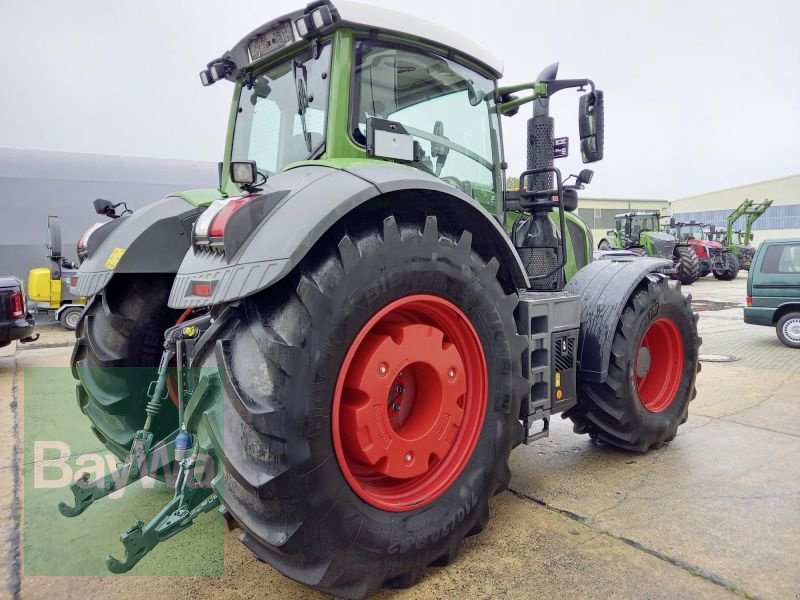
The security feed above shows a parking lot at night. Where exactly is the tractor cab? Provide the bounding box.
[614,211,661,245]
[668,221,704,243]
[196,0,604,289]
[201,1,510,213]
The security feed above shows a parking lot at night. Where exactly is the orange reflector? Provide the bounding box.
[556,389,563,400]
[191,282,213,297]
[746,296,752,307]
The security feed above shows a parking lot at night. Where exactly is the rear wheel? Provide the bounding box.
[58,305,83,331]
[195,215,526,598]
[599,239,612,250]
[70,275,180,458]
[776,312,800,349]
[674,246,699,285]
[712,252,739,280]
[569,275,700,451]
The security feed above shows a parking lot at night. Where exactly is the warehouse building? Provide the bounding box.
[0,148,217,283]
[671,174,800,244]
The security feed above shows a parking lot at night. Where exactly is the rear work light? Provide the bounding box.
[9,291,25,319]
[193,195,256,251]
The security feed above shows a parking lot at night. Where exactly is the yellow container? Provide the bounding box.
[27,268,52,303]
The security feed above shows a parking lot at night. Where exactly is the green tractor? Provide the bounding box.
[598,211,700,285]
[65,3,700,597]
[705,198,773,270]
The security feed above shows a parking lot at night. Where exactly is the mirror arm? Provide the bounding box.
[496,82,547,115]
[542,78,595,96]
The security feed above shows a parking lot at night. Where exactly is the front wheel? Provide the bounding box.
[201,215,527,598]
[712,252,739,280]
[674,246,699,285]
[776,312,800,349]
[569,275,700,451]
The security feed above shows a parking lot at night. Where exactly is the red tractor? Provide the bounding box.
[667,221,739,280]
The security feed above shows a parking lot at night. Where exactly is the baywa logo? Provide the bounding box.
[23,367,224,577]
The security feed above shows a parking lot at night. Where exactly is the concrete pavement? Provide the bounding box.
[2,274,798,599]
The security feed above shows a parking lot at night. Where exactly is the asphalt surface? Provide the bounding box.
[2,274,798,599]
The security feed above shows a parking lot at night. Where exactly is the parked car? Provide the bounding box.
[744,237,800,348]
[0,276,37,348]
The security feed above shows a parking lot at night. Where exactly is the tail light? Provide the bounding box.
[193,196,256,250]
[8,291,25,319]
[77,222,104,260]
[746,296,752,307]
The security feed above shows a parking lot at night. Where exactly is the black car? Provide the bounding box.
[0,276,36,348]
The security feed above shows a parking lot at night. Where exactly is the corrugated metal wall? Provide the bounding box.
[671,174,800,243]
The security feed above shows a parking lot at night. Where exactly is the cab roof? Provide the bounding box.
[218,0,503,80]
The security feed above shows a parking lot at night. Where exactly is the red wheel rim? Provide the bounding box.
[332,295,487,512]
[634,317,684,412]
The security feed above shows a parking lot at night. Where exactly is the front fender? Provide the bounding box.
[169,163,529,308]
[73,195,204,297]
[565,257,673,383]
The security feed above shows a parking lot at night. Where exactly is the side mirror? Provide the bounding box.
[230,161,258,185]
[669,217,676,227]
[94,198,117,218]
[577,169,594,185]
[578,90,604,163]
[751,233,754,241]
[431,121,449,160]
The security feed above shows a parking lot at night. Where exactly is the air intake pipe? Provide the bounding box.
[527,62,558,192]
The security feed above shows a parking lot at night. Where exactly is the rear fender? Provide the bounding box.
[73,196,204,297]
[169,164,529,308]
[565,257,673,383]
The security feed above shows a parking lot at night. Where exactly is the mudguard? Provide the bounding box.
[565,257,672,383]
[73,196,204,297]
[169,163,530,308]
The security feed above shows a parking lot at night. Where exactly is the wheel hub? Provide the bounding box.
[332,295,487,511]
[340,322,467,479]
[784,318,800,343]
[634,317,685,413]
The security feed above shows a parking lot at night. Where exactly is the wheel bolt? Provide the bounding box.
[395,385,404,393]
[392,403,401,412]
[448,368,456,379]
[404,453,413,463]
[378,363,387,375]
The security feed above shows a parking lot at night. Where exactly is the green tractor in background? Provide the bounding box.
[598,211,700,285]
[705,198,773,270]
[63,2,701,597]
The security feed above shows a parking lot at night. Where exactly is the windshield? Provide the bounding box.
[351,41,500,210]
[232,44,332,177]
[624,215,659,241]
[676,224,703,242]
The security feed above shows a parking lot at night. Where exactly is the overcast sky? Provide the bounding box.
[1,0,798,199]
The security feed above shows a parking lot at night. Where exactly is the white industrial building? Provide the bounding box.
[671,174,800,244]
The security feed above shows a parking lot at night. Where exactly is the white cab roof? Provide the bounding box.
[335,1,504,76]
